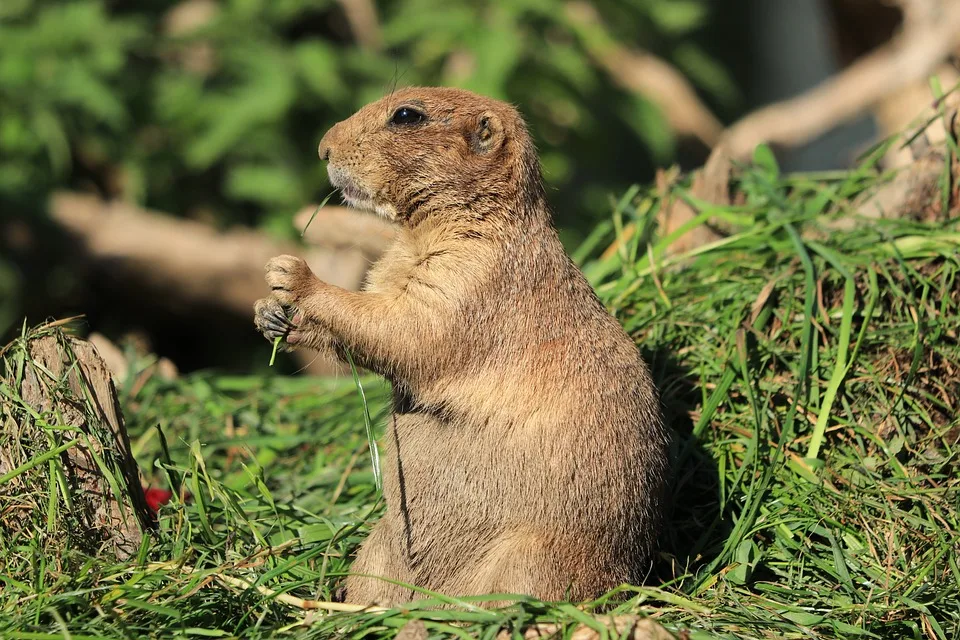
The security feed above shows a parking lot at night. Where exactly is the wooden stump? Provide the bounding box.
[0,329,154,561]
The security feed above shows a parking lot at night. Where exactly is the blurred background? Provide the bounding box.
[1,0,957,374]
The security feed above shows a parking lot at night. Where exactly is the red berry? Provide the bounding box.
[144,487,173,514]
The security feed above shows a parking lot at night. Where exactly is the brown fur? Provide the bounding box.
[253,87,669,606]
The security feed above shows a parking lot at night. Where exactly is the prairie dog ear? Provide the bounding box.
[469,111,504,154]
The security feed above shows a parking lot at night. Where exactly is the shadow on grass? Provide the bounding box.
[640,345,731,587]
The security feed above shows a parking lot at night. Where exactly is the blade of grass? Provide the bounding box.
[343,348,382,492]
[300,191,337,237]
[806,276,856,461]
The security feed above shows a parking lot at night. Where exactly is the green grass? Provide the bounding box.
[1,144,959,639]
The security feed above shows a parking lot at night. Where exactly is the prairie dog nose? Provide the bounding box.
[318,136,332,162]
[318,122,343,162]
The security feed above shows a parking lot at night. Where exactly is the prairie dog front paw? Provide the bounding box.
[264,254,319,307]
[253,295,341,356]
[253,297,300,350]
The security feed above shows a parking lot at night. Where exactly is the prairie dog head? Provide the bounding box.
[317,87,543,224]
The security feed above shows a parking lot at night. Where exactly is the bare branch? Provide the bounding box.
[336,0,383,51]
[564,1,724,147]
[718,0,960,160]
[50,193,373,316]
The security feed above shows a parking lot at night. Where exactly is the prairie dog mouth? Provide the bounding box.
[328,166,373,209]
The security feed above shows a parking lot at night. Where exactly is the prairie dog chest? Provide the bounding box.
[363,229,496,299]
[362,241,426,295]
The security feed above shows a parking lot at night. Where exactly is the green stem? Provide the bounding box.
[269,336,282,367]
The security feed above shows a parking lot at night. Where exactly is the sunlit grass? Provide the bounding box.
[1,145,958,638]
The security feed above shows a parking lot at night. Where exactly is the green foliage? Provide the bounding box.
[0,0,733,234]
[0,1,144,198]
[1,154,959,638]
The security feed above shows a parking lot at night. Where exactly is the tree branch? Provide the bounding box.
[717,0,960,160]
[563,1,724,147]
[336,0,383,51]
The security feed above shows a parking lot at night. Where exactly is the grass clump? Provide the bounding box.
[0,146,958,639]
[1,321,153,580]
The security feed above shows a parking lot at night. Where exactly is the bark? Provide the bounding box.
[0,332,154,560]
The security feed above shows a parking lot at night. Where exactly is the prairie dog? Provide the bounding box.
[254,87,669,606]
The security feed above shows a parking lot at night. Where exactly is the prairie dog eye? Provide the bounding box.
[390,107,426,126]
